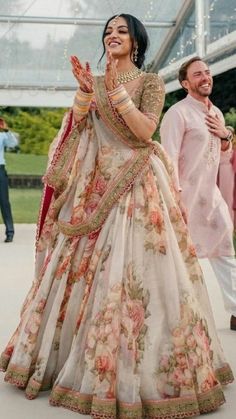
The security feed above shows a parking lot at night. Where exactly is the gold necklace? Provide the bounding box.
[117,67,144,84]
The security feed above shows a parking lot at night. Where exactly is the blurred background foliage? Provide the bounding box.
[0,107,67,155]
[0,69,235,155]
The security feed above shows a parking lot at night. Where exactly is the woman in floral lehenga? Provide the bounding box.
[0,13,234,419]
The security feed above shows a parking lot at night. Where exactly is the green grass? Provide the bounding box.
[0,153,46,223]
[7,189,42,223]
[5,152,47,175]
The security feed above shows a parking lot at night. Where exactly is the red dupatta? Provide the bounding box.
[36,110,74,240]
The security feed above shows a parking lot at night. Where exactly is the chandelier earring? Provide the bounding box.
[133,45,138,62]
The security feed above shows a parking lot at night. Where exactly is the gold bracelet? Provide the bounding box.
[73,88,94,116]
[117,99,135,115]
[108,85,135,116]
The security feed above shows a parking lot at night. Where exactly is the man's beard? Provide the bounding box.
[193,84,212,97]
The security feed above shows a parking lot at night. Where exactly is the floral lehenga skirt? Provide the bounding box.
[0,153,234,419]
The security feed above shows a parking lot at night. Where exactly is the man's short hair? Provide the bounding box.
[178,56,208,85]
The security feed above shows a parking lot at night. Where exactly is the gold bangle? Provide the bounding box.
[73,88,94,117]
[75,88,94,100]
[108,84,135,115]
[118,100,135,115]
[73,103,90,116]
[108,84,127,102]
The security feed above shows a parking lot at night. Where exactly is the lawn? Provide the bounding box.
[8,189,42,223]
[0,153,46,223]
[5,152,47,175]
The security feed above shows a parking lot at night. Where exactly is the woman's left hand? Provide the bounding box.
[70,55,94,93]
[205,113,229,139]
[105,51,119,91]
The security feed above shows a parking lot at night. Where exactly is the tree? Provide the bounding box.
[1,108,66,155]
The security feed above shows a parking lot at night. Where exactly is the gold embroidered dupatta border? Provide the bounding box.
[36,111,76,242]
[57,77,153,237]
[94,77,175,198]
[43,115,81,194]
[94,75,150,149]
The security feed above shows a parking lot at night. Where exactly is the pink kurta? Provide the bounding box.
[218,148,234,222]
[160,94,234,258]
[230,149,236,228]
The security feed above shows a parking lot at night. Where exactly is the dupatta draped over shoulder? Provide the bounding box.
[0,73,234,419]
[37,73,171,242]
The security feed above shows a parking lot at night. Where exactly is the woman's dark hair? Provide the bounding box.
[98,14,149,69]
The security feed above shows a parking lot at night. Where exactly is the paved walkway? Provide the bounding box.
[0,224,235,418]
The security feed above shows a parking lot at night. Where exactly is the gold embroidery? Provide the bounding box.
[0,353,10,371]
[43,126,81,194]
[50,386,92,414]
[49,381,227,418]
[94,74,164,149]
[1,358,232,416]
[4,363,30,388]
[25,377,42,399]
[57,147,152,237]
[140,73,165,125]
[215,363,234,385]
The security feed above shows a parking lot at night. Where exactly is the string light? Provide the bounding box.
[166,0,236,66]
[144,0,154,21]
[55,1,80,84]
[0,0,235,102]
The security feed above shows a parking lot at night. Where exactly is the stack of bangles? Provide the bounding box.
[108,85,135,116]
[73,88,94,117]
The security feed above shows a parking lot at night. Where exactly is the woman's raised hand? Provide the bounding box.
[70,56,94,93]
[105,51,119,91]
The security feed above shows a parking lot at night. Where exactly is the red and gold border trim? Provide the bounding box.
[57,147,151,237]
[49,382,226,419]
[0,359,233,417]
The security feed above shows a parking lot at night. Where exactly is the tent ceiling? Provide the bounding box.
[0,0,183,88]
[0,0,235,106]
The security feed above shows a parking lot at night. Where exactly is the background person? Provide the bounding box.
[160,57,236,332]
[0,117,18,242]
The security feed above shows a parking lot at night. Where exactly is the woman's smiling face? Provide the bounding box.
[103,16,133,59]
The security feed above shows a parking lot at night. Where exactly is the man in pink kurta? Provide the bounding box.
[160,57,236,330]
[218,146,234,222]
